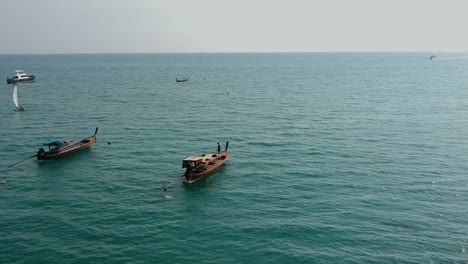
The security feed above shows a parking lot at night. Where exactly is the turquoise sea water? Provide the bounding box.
[1,53,468,263]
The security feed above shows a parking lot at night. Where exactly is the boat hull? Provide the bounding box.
[184,150,229,183]
[37,128,98,161]
[7,75,35,84]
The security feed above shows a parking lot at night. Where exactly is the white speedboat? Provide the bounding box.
[7,70,35,84]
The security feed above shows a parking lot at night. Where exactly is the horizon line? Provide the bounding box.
[1,50,467,56]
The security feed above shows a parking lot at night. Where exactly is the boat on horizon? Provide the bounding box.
[182,141,229,183]
[7,70,35,84]
[37,128,99,161]
[13,86,25,111]
[176,77,189,83]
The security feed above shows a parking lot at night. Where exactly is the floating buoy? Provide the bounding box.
[108,141,112,145]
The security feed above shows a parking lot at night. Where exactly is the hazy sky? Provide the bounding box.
[1,0,467,54]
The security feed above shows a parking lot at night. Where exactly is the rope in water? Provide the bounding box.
[163,175,184,191]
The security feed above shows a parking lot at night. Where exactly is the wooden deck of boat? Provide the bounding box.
[185,150,228,182]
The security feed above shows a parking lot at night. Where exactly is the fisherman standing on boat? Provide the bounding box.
[217,142,221,153]
[37,148,45,160]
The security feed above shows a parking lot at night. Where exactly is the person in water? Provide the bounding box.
[217,142,221,153]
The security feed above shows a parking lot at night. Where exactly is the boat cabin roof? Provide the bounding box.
[183,157,204,162]
[183,153,220,162]
[41,139,64,147]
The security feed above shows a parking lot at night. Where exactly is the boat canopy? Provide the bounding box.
[41,139,64,147]
[183,157,204,162]
[182,156,204,168]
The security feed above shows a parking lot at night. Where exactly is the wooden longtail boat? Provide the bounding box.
[182,141,229,183]
[176,77,189,82]
[36,128,99,161]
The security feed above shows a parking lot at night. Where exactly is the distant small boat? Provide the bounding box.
[182,142,229,183]
[13,86,25,111]
[7,70,35,84]
[176,77,189,83]
[37,128,99,161]
[429,55,436,60]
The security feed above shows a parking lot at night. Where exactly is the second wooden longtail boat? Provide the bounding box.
[182,141,229,183]
[37,127,99,161]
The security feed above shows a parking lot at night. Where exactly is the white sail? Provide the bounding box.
[13,85,19,108]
